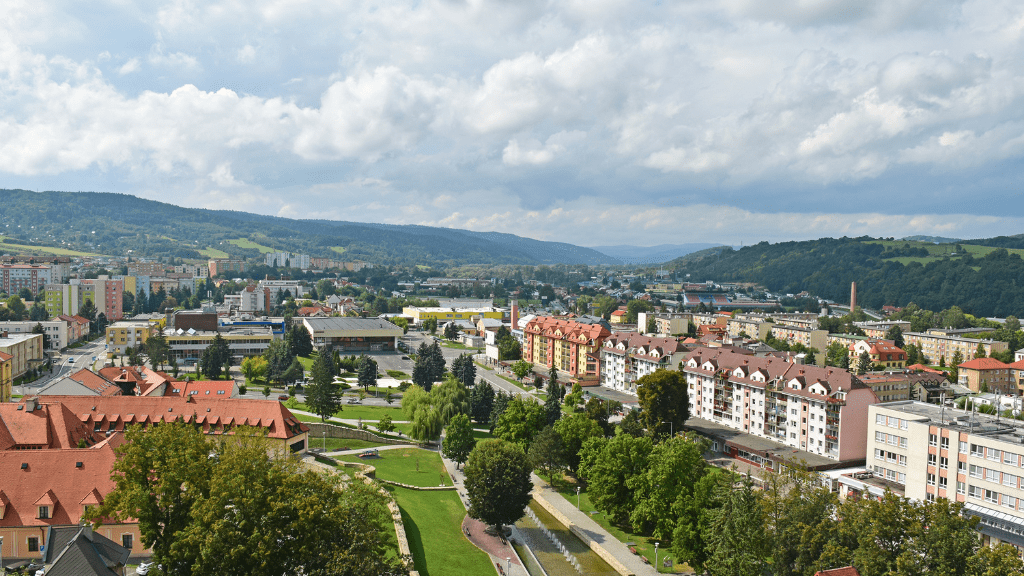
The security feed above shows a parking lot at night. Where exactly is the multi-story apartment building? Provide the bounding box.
[524,316,611,383]
[857,372,916,403]
[869,401,1024,549]
[854,320,912,340]
[0,321,72,351]
[258,279,307,305]
[128,261,169,276]
[172,263,210,277]
[640,312,694,336]
[904,329,1008,364]
[0,352,11,402]
[683,348,877,464]
[0,264,57,295]
[105,321,153,356]
[770,325,828,353]
[44,282,95,317]
[726,316,774,340]
[208,258,247,278]
[0,333,44,377]
[849,340,906,369]
[265,252,311,269]
[82,276,124,321]
[958,357,1015,394]
[599,332,689,394]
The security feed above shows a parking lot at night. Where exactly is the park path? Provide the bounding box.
[530,474,661,576]
[442,455,530,576]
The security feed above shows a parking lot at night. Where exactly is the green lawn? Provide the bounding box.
[386,369,410,379]
[441,341,483,352]
[0,237,101,257]
[555,481,693,573]
[199,246,229,258]
[866,239,1024,266]
[227,237,276,253]
[312,437,388,451]
[390,487,494,576]
[473,361,493,371]
[339,447,451,487]
[331,246,347,255]
[298,356,315,371]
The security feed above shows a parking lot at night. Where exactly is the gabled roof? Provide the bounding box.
[0,351,11,362]
[0,440,120,528]
[815,568,861,576]
[0,401,100,450]
[69,369,121,395]
[164,380,236,398]
[958,357,1009,370]
[44,526,130,576]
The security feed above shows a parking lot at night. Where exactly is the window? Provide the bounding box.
[1005,473,1018,489]
[957,481,966,495]
[971,444,983,457]
[929,433,938,447]
[987,469,1001,483]
[1005,494,1018,509]
[876,414,885,425]
[38,506,49,519]
[899,437,907,449]
[960,441,968,454]
[940,456,949,470]
[28,537,39,552]
[1006,452,1017,466]
[928,454,937,466]
[876,431,886,443]
[985,489,999,504]
[939,476,948,489]
[988,448,1002,462]
[969,485,982,499]
[927,473,936,486]
[959,460,967,472]
[970,465,982,478]
[941,437,949,450]
[122,534,133,549]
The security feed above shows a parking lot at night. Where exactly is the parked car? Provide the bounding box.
[277,395,289,401]
[347,398,361,404]
[136,561,156,575]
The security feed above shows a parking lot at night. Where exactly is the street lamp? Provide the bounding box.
[576,486,581,509]
[506,557,511,572]
[655,541,659,569]
[662,421,673,437]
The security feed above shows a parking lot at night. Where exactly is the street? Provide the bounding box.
[12,337,108,396]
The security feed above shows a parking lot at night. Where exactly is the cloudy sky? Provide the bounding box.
[3,0,1024,247]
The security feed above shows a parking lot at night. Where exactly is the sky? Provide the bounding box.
[2,0,1024,247]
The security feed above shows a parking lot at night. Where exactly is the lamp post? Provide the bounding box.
[576,486,581,509]
[655,541,659,569]
[662,420,673,437]
[506,557,511,572]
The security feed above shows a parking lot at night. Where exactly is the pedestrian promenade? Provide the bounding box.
[530,475,660,576]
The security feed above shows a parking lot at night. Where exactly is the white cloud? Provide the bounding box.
[1,0,1024,245]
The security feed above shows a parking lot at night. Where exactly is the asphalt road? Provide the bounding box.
[13,338,108,396]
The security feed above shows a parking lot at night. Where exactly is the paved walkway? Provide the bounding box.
[325,444,417,456]
[442,456,529,576]
[531,475,660,576]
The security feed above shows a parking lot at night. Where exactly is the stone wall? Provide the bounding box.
[305,422,413,446]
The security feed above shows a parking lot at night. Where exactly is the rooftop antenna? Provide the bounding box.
[940,392,945,425]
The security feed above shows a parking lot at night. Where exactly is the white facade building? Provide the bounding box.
[599,332,688,394]
[869,401,1024,550]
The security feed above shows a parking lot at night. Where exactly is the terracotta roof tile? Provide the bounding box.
[815,568,861,576]
[958,357,1009,370]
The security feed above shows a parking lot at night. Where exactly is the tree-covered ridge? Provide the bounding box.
[0,190,619,266]
[665,236,1024,317]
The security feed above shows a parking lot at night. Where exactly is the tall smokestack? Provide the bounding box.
[850,282,857,312]
[511,299,519,330]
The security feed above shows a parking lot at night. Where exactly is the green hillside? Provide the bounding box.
[0,190,621,267]
[661,236,1024,317]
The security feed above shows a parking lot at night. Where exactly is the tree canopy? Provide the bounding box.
[464,439,533,530]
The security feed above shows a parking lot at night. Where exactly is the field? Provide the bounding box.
[331,246,346,255]
[0,237,101,257]
[199,246,229,258]
[339,447,450,486]
[227,237,276,253]
[864,239,1024,266]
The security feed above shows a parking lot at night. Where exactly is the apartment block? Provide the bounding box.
[904,330,1008,364]
[0,333,44,377]
[726,316,774,340]
[599,332,689,394]
[208,258,247,278]
[644,312,693,336]
[105,321,153,356]
[869,401,1024,549]
[770,325,828,352]
[524,316,611,383]
[0,264,56,295]
[127,261,169,276]
[82,276,124,321]
[265,252,311,269]
[854,320,912,340]
[958,357,1015,394]
[683,347,877,464]
[0,321,72,351]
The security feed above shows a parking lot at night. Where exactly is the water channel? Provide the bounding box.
[512,500,619,576]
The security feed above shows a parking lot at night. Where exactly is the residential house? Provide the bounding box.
[600,332,689,394]
[959,358,1014,394]
[524,316,612,384]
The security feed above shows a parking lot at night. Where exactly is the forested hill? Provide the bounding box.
[662,236,1024,317]
[0,190,620,266]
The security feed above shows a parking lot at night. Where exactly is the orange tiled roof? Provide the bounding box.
[0,437,122,528]
[27,396,308,440]
[0,351,11,362]
[958,357,1009,370]
[69,369,122,396]
[164,380,235,398]
[815,568,861,576]
[0,401,102,450]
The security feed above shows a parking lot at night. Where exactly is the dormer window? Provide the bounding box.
[38,506,49,519]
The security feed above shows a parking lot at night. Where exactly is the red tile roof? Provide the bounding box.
[958,357,1009,371]
[0,437,121,528]
[69,369,122,396]
[0,401,101,450]
[163,380,235,398]
[28,396,308,440]
[907,363,945,374]
[0,351,11,362]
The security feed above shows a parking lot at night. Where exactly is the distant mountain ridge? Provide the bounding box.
[0,190,620,266]
[590,243,722,264]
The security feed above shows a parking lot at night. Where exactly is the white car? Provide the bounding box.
[136,561,156,575]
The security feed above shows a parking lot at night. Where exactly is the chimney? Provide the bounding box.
[1,330,7,338]
[25,397,37,412]
[511,299,519,330]
[850,281,857,312]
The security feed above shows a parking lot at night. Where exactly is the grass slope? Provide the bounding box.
[0,237,101,257]
[227,237,276,253]
[392,487,494,576]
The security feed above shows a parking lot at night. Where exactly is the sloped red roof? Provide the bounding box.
[29,396,308,440]
[958,357,1009,371]
[0,351,11,362]
[0,439,120,528]
[0,401,101,450]
[69,369,122,396]
[164,380,235,398]
[815,568,861,576]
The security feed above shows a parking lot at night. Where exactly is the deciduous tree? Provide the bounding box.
[635,369,690,439]
[442,413,476,468]
[464,439,533,531]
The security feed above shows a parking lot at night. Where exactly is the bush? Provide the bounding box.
[287,386,296,397]
[239,385,247,395]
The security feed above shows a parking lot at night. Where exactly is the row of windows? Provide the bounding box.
[876,414,910,430]
[967,485,1021,510]
[872,465,906,484]
[875,431,908,448]
[874,449,907,466]
[968,464,1022,489]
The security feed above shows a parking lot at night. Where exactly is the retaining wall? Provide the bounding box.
[531,489,635,576]
[306,422,414,446]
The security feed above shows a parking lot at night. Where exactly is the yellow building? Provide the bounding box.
[105,321,153,357]
[0,334,43,378]
[0,352,11,402]
[402,306,503,324]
